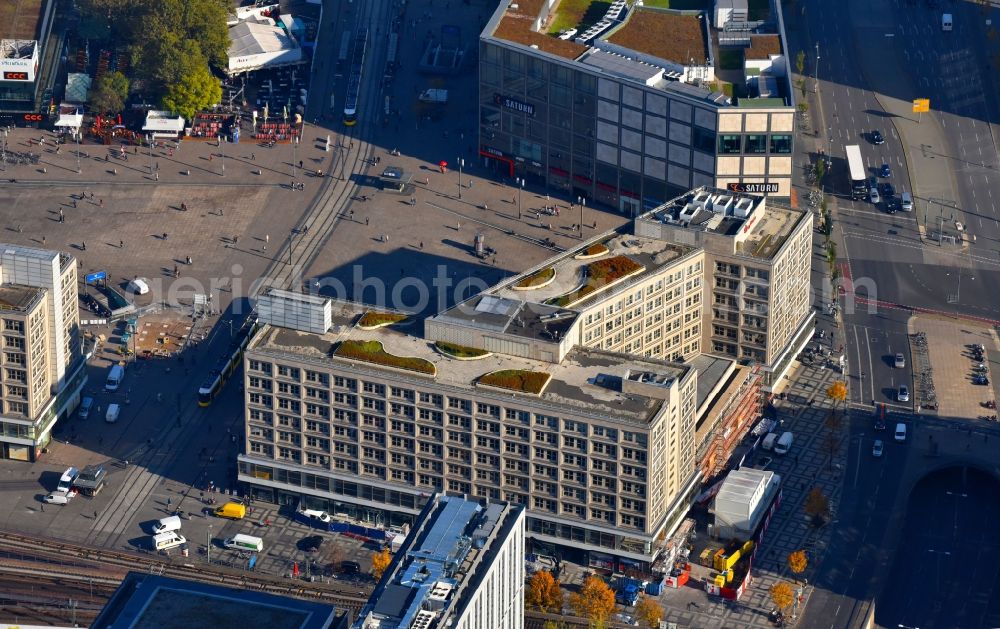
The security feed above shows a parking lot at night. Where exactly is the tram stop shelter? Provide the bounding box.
[379,166,413,194]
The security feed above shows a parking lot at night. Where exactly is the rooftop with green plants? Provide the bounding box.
[478,369,552,394]
[334,340,435,375]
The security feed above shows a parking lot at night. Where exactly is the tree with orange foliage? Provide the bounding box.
[569,575,616,628]
[371,548,392,581]
[634,595,664,628]
[787,550,808,580]
[525,570,563,613]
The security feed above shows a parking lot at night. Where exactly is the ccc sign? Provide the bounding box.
[21,114,45,122]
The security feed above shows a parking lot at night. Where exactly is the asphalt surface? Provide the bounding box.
[879,466,1000,628]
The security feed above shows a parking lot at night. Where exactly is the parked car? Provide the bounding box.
[879,163,892,177]
[870,187,881,205]
[898,385,910,402]
[872,439,884,457]
[298,535,325,552]
[871,129,885,145]
[894,353,906,368]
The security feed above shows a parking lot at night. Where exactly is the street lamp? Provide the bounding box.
[147,133,153,176]
[75,130,81,174]
[220,136,225,177]
[516,177,524,220]
[292,136,298,179]
[207,524,213,563]
[577,196,586,236]
[457,157,465,199]
[815,43,820,94]
[288,229,296,265]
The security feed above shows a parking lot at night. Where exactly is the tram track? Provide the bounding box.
[0,530,369,613]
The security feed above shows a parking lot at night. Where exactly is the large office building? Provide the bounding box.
[0,244,84,461]
[238,187,811,570]
[635,186,813,384]
[0,0,59,122]
[479,0,796,212]
[354,495,525,629]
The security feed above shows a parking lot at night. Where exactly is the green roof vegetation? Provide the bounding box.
[641,0,708,8]
[335,340,435,375]
[547,255,644,307]
[581,243,609,257]
[358,311,408,328]
[435,341,490,359]
[478,370,552,394]
[514,267,556,289]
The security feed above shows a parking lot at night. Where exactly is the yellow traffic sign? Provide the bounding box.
[912,98,930,113]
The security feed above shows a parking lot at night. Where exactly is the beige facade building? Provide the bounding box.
[0,245,83,461]
[634,186,814,385]
[238,187,813,568]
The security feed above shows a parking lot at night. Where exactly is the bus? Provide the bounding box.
[337,31,351,67]
[845,144,867,200]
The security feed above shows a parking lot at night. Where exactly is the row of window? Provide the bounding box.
[718,134,792,155]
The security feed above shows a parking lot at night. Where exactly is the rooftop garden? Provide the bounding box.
[547,0,610,34]
[435,341,491,360]
[575,242,609,259]
[513,267,556,290]
[547,255,644,307]
[358,311,408,329]
[641,0,707,8]
[335,340,436,375]
[478,370,552,395]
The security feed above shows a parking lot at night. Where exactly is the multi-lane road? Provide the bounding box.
[790,0,1000,625]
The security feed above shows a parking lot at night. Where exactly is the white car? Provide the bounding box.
[128,278,150,295]
[870,187,881,205]
[898,385,910,403]
[44,489,78,505]
[301,508,331,523]
[872,439,884,457]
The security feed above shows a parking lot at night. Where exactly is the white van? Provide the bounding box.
[761,433,778,451]
[152,531,187,551]
[128,278,150,295]
[895,422,907,442]
[224,534,264,552]
[900,191,913,212]
[942,13,952,31]
[57,467,79,493]
[105,403,121,423]
[774,431,794,455]
[153,515,182,535]
[106,364,124,391]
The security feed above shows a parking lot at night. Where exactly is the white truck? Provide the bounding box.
[418,89,448,104]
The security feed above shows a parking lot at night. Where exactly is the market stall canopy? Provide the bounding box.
[227,20,303,74]
[143,110,185,133]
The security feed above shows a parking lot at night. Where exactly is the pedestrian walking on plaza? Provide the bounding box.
[365,217,370,226]
[265,234,269,244]
[154,172,158,181]
[233,235,238,245]
[251,153,255,161]
[162,233,168,240]
[419,242,423,249]
[41,236,46,245]
[94,510,98,519]
[81,241,86,251]
[173,265,178,277]
[71,199,76,209]
[119,239,124,248]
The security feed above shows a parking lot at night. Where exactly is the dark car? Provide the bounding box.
[340,560,362,574]
[879,163,891,178]
[298,535,324,552]
[880,182,896,198]
[871,130,885,145]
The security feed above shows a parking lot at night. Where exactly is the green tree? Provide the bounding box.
[160,41,222,119]
[180,0,232,68]
[797,102,809,115]
[813,158,826,184]
[89,71,130,114]
[796,50,806,76]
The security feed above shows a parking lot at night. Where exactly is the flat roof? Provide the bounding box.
[91,573,339,629]
[0,0,44,41]
[493,0,588,60]
[688,353,736,411]
[638,187,808,260]
[746,34,781,60]
[250,321,692,425]
[0,283,44,312]
[606,9,708,66]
